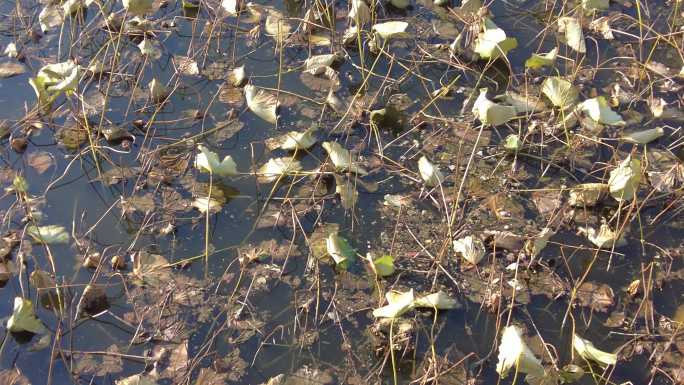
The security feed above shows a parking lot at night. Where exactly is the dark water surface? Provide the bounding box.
[0,0,682,384]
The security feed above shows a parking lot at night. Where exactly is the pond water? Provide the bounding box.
[0,0,683,384]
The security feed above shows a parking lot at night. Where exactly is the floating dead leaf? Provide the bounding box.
[589,17,614,40]
[473,18,518,60]
[265,9,292,43]
[228,65,247,87]
[608,155,641,202]
[568,183,607,207]
[579,223,627,248]
[0,260,14,287]
[245,84,278,123]
[39,5,64,33]
[257,157,302,183]
[175,56,200,76]
[621,127,664,144]
[192,195,225,214]
[542,77,579,108]
[573,334,617,366]
[496,325,545,380]
[322,141,367,175]
[453,235,485,265]
[30,270,63,310]
[472,88,517,126]
[524,227,554,258]
[115,374,158,385]
[138,38,162,60]
[334,175,358,209]
[558,16,586,53]
[101,125,134,142]
[7,297,46,334]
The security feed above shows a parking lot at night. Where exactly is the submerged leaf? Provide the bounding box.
[245,85,278,124]
[572,334,617,366]
[496,325,545,379]
[7,297,46,334]
[472,89,517,126]
[194,145,238,177]
[608,155,641,202]
[418,156,444,187]
[453,235,486,265]
[132,251,170,286]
